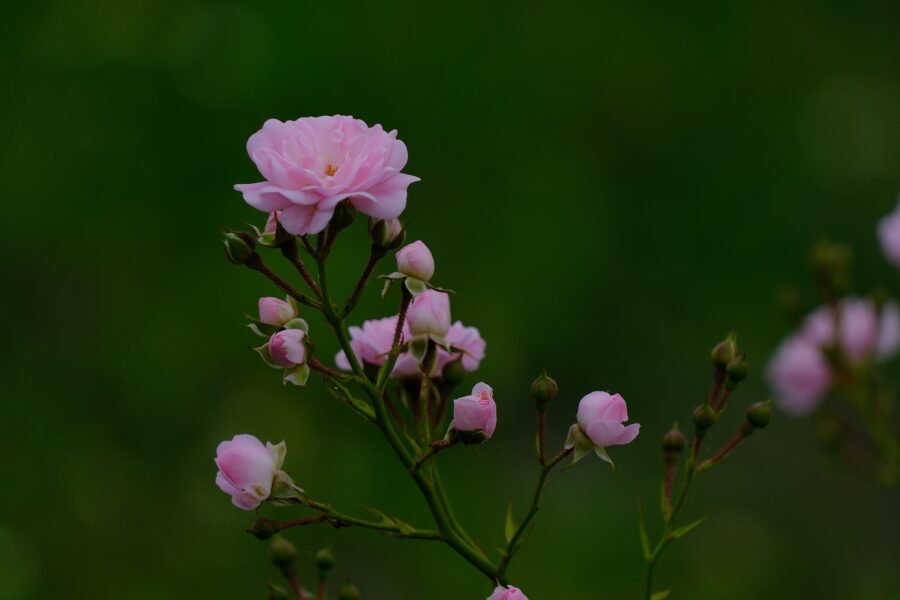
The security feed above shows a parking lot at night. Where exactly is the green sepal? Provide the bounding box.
[594,445,616,472]
[637,501,651,561]
[651,591,672,600]
[563,424,596,470]
[409,334,429,364]
[269,470,305,505]
[283,317,309,332]
[404,277,427,296]
[254,343,281,368]
[504,497,518,544]
[283,363,310,386]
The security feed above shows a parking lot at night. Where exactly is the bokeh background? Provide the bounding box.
[2,1,900,598]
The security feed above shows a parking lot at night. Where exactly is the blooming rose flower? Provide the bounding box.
[269,329,307,367]
[407,290,451,337]
[396,240,435,281]
[878,201,900,268]
[488,586,528,600]
[258,297,296,327]
[576,391,640,447]
[215,434,285,510]
[798,298,900,363]
[235,116,419,235]
[452,382,497,439]
[766,336,833,416]
[335,316,398,371]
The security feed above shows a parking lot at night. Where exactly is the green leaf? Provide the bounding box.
[669,516,707,541]
[637,502,651,560]
[651,590,671,600]
[504,497,518,544]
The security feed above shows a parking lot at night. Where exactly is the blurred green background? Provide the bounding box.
[2,0,900,598]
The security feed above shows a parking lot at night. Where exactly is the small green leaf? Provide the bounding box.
[504,497,518,544]
[669,516,707,541]
[651,590,671,600]
[637,501,651,560]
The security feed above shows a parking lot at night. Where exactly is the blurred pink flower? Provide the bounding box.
[767,336,833,416]
[799,298,900,363]
[235,116,419,235]
[215,434,285,510]
[878,201,900,268]
[452,382,497,439]
[269,329,307,367]
[488,586,528,600]
[407,290,451,336]
[576,391,640,447]
[396,240,435,281]
[258,296,296,327]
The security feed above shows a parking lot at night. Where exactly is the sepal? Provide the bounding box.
[269,470,305,505]
[283,363,310,386]
[409,334,430,364]
[283,317,309,332]
[254,343,281,368]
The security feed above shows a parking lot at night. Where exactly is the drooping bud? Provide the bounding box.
[330,201,357,232]
[247,516,278,540]
[441,356,467,387]
[268,536,297,569]
[315,547,335,575]
[710,333,737,369]
[726,353,749,388]
[530,370,558,412]
[368,218,405,250]
[746,400,773,429]
[224,231,256,264]
[268,584,291,600]
[692,404,717,433]
[337,580,361,600]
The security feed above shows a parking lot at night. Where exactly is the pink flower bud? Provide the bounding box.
[878,201,900,269]
[396,240,435,281]
[265,211,282,234]
[488,585,528,600]
[269,329,307,367]
[258,296,297,327]
[406,290,451,336]
[452,382,497,439]
[215,434,285,510]
[576,391,640,447]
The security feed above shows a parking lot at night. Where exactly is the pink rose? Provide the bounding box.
[235,116,419,235]
[766,336,832,416]
[215,434,285,510]
[258,296,296,327]
[396,240,435,281]
[407,290,451,336]
[452,382,497,439]
[488,586,528,600]
[269,329,307,367]
[437,322,486,373]
[878,201,900,268]
[576,392,640,447]
[335,316,398,371]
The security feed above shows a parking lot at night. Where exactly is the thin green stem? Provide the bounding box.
[341,246,386,319]
[300,498,442,540]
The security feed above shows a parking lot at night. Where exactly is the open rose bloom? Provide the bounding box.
[215,434,286,510]
[235,116,419,235]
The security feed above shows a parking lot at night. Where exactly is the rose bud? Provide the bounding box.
[530,370,558,412]
[396,240,435,282]
[576,391,640,448]
[258,297,297,327]
[488,585,529,600]
[215,434,286,510]
[269,536,297,568]
[369,217,405,250]
[223,231,255,264]
[269,329,307,368]
[406,290,451,337]
[315,547,335,575]
[451,382,498,442]
[337,581,361,600]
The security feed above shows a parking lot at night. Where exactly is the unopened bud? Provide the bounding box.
[330,201,357,232]
[746,400,773,429]
[726,353,749,387]
[269,536,297,569]
[368,218,405,250]
[268,585,291,600]
[315,547,335,575]
[692,404,717,432]
[661,426,686,453]
[530,370,558,412]
[247,516,278,540]
[337,580,361,600]
[710,333,737,369]
[441,356,466,387]
[224,231,256,264]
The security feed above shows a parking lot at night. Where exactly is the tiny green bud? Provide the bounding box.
[530,370,559,412]
[710,333,737,369]
[368,217,405,250]
[330,201,357,231]
[224,231,256,264]
[268,584,291,600]
[726,353,749,387]
[268,536,297,569]
[441,356,466,387]
[315,547,335,574]
[746,400,773,429]
[247,517,278,541]
[337,580,361,600]
[661,426,686,453]
[692,404,717,432]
